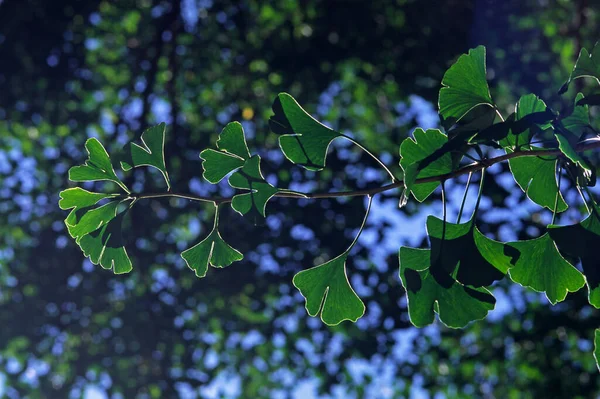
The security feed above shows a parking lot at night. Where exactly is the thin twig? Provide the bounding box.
[128,139,600,205]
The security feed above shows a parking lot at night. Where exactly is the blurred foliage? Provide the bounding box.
[0,0,600,398]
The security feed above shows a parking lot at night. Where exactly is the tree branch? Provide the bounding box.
[130,139,600,205]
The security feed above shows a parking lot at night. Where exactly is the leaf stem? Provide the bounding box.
[457,172,472,224]
[552,163,562,225]
[471,169,486,220]
[341,134,398,182]
[346,195,373,253]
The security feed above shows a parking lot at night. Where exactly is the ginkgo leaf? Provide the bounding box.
[200,122,250,184]
[215,121,251,160]
[559,44,600,94]
[229,155,280,221]
[505,148,567,211]
[269,93,341,171]
[77,212,132,274]
[595,329,600,372]
[501,95,567,211]
[562,93,591,137]
[501,94,554,149]
[59,187,117,211]
[555,133,592,182]
[293,253,365,326]
[181,208,243,278]
[120,122,171,190]
[69,138,129,193]
[399,247,496,328]
[427,216,511,288]
[548,214,600,308]
[506,233,585,304]
[399,128,453,202]
[438,46,494,124]
[65,200,121,241]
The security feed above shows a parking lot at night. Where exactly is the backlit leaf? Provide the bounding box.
[559,44,600,94]
[399,128,453,202]
[548,213,600,308]
[229,155,280,221]
[507,233,585,304]
[502,95,566,211]
[120,122,171,189]
[69,138,129,193]
[293,253,365,326]
[438,46,494,123]
[77,212,132,274]
[200,122,251,184]
[399,247,495,328]
[181,209,243,278]
[562,93,591,137]
[270,93,341,171]
[427,216,511,288]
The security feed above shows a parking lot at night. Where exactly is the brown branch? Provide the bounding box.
[130,139,600,205]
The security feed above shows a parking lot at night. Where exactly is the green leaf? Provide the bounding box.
[399,247,496,328]
[181,210,243,278]
[229,155,280,221]
[77,212,132,274]
[505,148,567,211]
[269,93,341,171]
[427,216,510,288]
[555,133,592,182]
[65,201,121,241]
[399,128,453,202]
[595,329,600,372]
[438,46,494,124]
[293,253,365,326]
[215,121,252,160]
[200,122,250,184]
[562,93,591,137]
[58,187,116,211]
[499,95,567,211]
[68,138,129,193]
[501,94,552,148]
[506,234,585,304]
[120,123,171,190]
[548,214,600,308]
[560,44,600,93]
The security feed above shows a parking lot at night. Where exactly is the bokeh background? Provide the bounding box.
[1,0,600,398]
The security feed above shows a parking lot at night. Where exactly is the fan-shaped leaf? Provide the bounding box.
[438,46,494,123]
[78,212,132,274]
[559,44,600,94]
[69,138,129,193]
[120,122,170,189]
[501,95,566,211]
[59,187,116,211]
[548,214,600,308]
[200,122,251,184]
[229,155,280,221]
[270,93,341,171]
[562,93,591,137]
[399,247,495,328]
[507,233,585,304]
[399,128,453,202]
[65,201,121,241]
[181,214,243,278]
[293,253,364,326]
[555,133,592,182]
[427,216,511,288]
